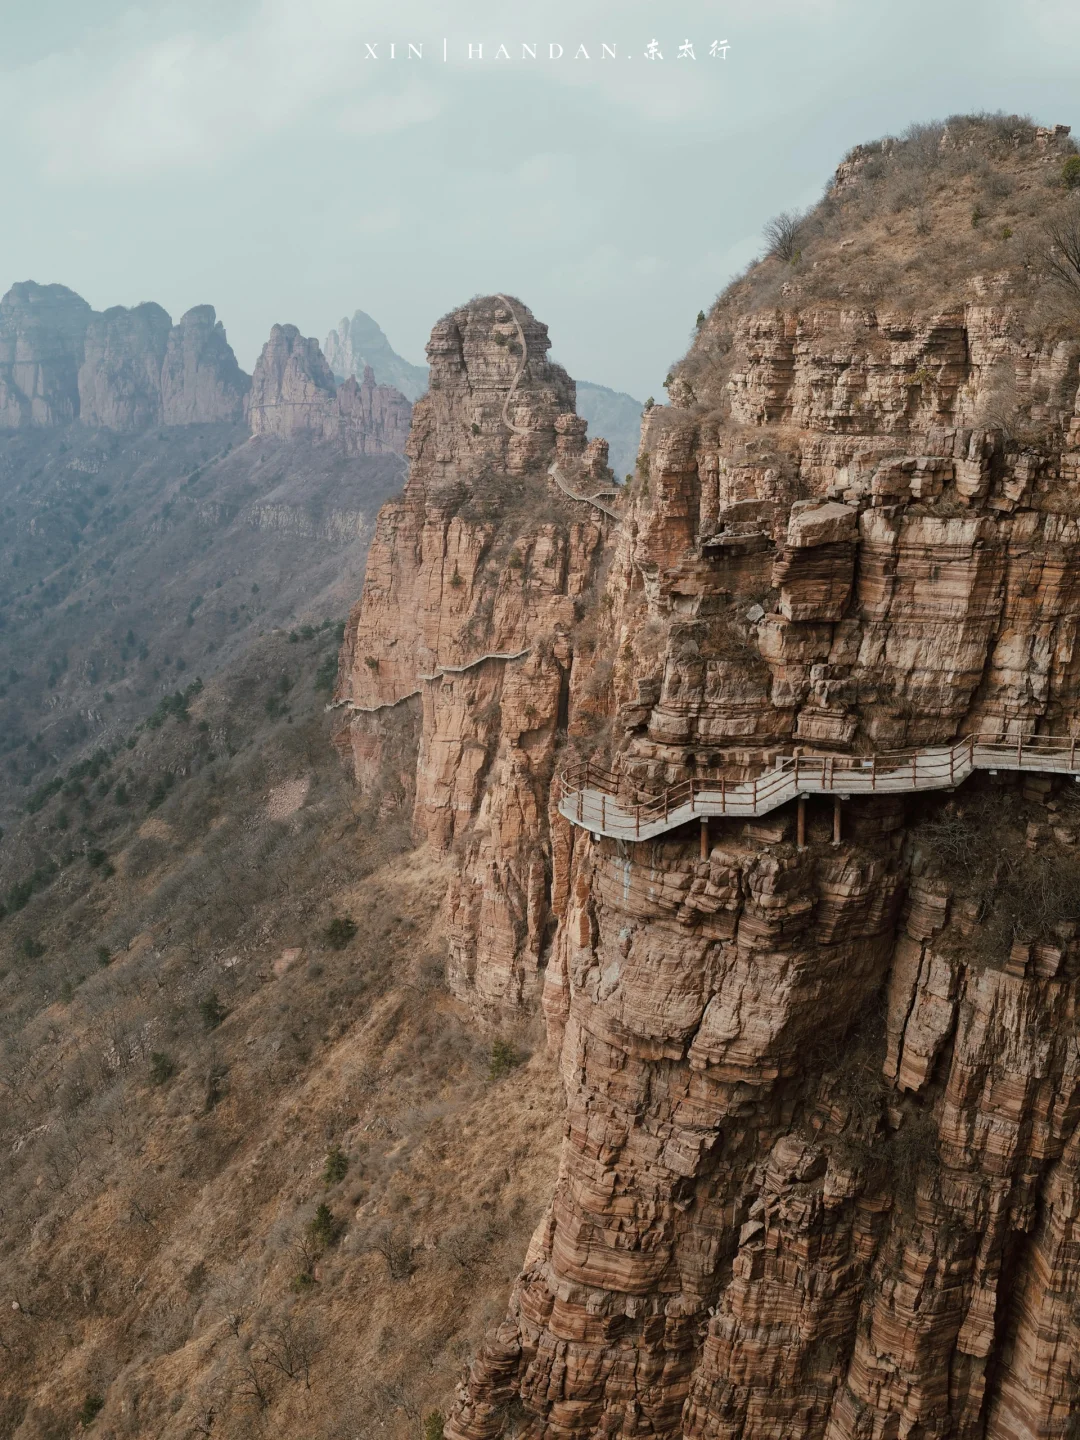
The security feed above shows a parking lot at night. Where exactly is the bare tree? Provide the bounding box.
[764,209,805,261]
[256,1317,319,1390]
[370,1223,415,1281]
[1046,205,1080,290]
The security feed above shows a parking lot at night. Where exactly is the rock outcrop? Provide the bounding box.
[248,324,411,455]
[0,282,248,430]
[161,305,250,424]
[333,118,1080,1440]
[78,302,173,429]
[0,281,92,427]
[335,295,617,1010]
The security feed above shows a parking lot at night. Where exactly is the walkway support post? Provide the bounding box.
[700,817,709,861]
[833,796,842,847]
[797,795,806,850]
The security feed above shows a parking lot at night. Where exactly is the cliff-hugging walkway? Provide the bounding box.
[332,649,532,714]
[558,733,1080,839]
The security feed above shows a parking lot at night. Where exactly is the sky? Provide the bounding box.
[2,0,1080,400]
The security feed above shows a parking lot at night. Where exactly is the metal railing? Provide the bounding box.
[556,732,1080,838]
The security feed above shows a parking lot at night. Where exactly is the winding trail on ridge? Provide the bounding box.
[496,294,621,523]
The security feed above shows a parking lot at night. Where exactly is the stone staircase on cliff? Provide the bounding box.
[557,733,1080,839]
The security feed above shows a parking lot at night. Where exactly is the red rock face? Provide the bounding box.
[337,267,1080,1429]
[335,295,614,1012]
[437,295,1080,1436]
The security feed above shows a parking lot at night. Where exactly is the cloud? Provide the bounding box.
[550,243,669,293]
[3,0,443,179]
[336,82,441,138]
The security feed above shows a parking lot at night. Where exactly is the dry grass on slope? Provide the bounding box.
[0,633,562,1440]
[679,112,1080,407]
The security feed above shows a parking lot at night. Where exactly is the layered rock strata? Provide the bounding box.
[335,123,1080,1439]
[248,324,412,455]
[334,295,616,1010]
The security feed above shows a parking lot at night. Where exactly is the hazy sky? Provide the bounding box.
[2,0,1079,399]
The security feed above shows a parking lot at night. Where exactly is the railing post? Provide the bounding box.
[601,794,606,831]
[1072,736,1077,771]
[664,789,668,822]
[949,744,954,786]
[577,788,583,823]
[794,755,799,789]
[872,754,876,791]
[636,806,640,839]
[721,778,726,814]
[912,753,917,787]
[690,778,696,813]
[1018,734,1023,767]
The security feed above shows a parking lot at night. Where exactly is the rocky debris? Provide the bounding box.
[0,282,249,430]
[248,324,410,455]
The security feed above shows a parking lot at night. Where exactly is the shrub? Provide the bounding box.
[150,1052,175,1086]
[1063,155,1080,190]
[87,848,107,869]
[96,946,111,966]
[307,1202,344,1251]
[323,1145,349,1185]
[488,1038,522,1081]
[696,310,705,327]
[424,1415,445,1440]
[971,205,986,227]
[324,916,357,950]
[199,991,227,1031]
[315,653,339,693]
[18,935,45,960]
[78,1394,105,1426]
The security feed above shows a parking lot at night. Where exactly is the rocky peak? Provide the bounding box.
[78,301,173,430]
[335,294,616,1011]
[0,282,249,431]
[248,323,411,455]
[408,293,577,493]
[0,281,92,426]
[324,308,429,401]
[161,305,249,424]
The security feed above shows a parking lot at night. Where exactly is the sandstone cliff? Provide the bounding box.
[249,323,412,455]
[335,294,617,1010]
[336,116,1080,1440]
[0,283,248,430]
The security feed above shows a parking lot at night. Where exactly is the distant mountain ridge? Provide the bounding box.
[0,282,249,429]
[324,310,430,402]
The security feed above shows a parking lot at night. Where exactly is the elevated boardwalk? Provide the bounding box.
[556,734,1080,841]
